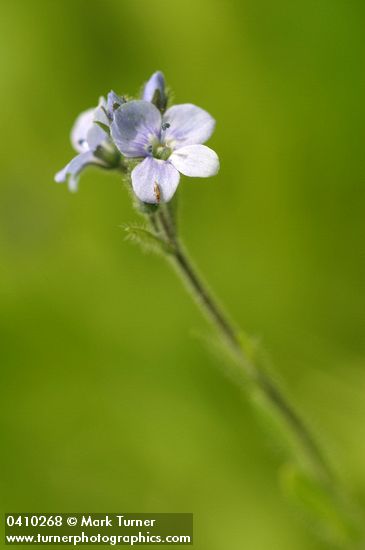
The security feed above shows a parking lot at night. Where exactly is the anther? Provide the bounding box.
[154,182,161,203]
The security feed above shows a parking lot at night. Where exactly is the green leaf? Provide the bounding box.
[122,224,174,255]
[280,463,364,547]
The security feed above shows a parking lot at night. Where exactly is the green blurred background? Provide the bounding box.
[1,0,365,548]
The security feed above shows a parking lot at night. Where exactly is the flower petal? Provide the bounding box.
[111,100,161,157]
[162,104,216,148]
[131,157,180,204]
[54,151,102,192]
[86,123,108,151]
[94,97,109,126]
[142,71,166,104]
[71,109,95,153]
[87,98,110,150]
[169,145,219,178]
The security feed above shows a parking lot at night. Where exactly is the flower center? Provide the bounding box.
[155,144,172,160]
[148,138,172,160]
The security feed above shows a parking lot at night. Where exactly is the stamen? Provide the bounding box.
[154,182,161,203]
[161,122,170,131]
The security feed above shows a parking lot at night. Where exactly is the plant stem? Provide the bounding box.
[153,206,334,486]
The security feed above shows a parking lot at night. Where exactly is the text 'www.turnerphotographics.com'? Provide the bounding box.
[5,514,193,545]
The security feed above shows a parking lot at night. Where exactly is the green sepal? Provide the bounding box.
[136,201,160,215]
[151,88,167,113]
[94,144,121,168]
[123,223,174,255]
[94,120,110,135]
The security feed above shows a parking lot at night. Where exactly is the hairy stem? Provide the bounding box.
[153,205,334,485]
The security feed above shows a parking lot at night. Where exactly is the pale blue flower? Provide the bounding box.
[55,100,116,192]
[110,100,219,203]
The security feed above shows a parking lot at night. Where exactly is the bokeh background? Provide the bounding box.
[1,0,365,548]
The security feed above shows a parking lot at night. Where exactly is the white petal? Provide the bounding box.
[54,165,70,184]
[70,99,109,153]
[162,104,216,148]
[94,97,110,126]
[54,151,101,192]
[86,123,108,150]
[169,145,219,178]
[131,157,180,204]
[71,109,95,152]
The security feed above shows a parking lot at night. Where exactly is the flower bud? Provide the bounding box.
[143,71,167,112]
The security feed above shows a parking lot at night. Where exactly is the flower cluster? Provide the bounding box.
[55,72,219,204]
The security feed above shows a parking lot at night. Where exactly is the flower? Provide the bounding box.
[110,100,219,203]
[54,99,119,191]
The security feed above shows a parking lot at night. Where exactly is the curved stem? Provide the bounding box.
[153,206,334,485]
